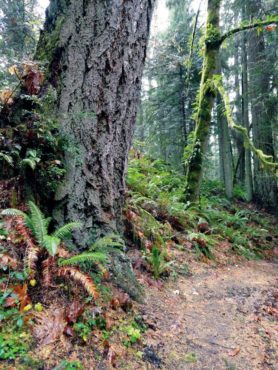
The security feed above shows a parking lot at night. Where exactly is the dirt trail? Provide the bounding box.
[138,261,278,370]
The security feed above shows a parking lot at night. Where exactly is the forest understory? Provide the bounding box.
[0,155,277,370]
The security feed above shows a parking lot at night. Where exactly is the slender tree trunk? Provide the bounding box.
[241,18,253,201]
[36,0,154,245]
[217,94,225,183]
[217,94,233,198]
[184,0,221,202]
[234,44,245,184]
[179,64,187,146]
[248,0,277,208]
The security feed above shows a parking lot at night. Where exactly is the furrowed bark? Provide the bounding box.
[37,0,155,245]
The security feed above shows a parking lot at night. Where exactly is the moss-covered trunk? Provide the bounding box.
[184,0,221,202]
[36,0,154,245]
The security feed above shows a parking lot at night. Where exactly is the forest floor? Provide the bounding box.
[131,259,278,370]
[1,156,278,369]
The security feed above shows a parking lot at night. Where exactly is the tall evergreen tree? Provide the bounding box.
[0,0,40,87]
[136,0,201,171]
[247,0,277,208]
[35,0,155,245]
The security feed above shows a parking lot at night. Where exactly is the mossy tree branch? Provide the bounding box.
[214,77,278,178]
[183,0,278,203]
[219,17,278,45]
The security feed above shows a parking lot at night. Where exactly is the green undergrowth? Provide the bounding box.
[127,153,277,266]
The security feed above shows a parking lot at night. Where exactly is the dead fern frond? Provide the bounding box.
[42,256,56,287]
[25,245,40,278]
[14,217,36,250]
[57,243,71,258]
[14,217,40,278]
[32,306,67,345]
[57,267,99,299]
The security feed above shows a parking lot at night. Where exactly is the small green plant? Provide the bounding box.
[188,232,214,259]
[122,325,141,347]
[73,310,106,342]
[146,246,173,279]
[53,360,83,370]
[73,322,92,343]
[0,152,13,167]
[0,284,31,359]
[184,352,198,363]
[0,331,31,360]
[21,149,41,170]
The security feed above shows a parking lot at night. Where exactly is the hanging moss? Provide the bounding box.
[183,0,278,203]
[214,77,278,178]
[35,16,66,62]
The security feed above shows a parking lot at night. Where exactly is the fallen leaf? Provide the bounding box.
[4,296,17,308]
[34,303,43,312]
[228,348,240,357]
[65,301,85,324]
[0,253,18,269]
[265,23,277,31]
[110,292,132,312]
[8,65,18,75]
[0,89,14,105]
[64,325,75,337]
[263,306,278,320]
[12,284,31,312]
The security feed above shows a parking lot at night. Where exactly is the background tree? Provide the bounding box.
[0,0,41,88]
[136,0,202,172]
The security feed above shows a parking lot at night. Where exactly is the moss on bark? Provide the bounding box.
[184,0,221,202]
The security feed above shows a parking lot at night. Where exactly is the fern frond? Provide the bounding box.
[91,233,125,253]
[42,256,55,287]
[58,252,108,267]
[21,158,37,170]
[1,208,28,219]
[28,201,47,245]
[52,222,82,240]
[0,152,13,166]
[14,217,37,249]
[43,235,60,256]
[44,217,52,231]
[57,267,99,299]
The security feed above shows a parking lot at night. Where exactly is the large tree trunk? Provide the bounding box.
[36,0,154,245]
[247,0,277,208]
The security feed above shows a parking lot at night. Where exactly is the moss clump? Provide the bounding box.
[35,15,65,62]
